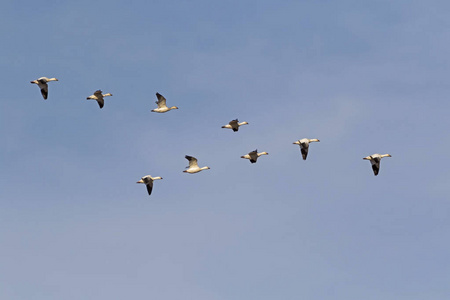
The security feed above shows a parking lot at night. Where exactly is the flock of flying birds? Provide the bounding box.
[30,76,392,197]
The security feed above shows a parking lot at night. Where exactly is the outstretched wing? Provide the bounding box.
[37,82,48,100]
[94,90,103,97]
[156,93,167,108]
[371,159,380,176]
[40,86,48,99]
[229,119,239,131]
[249,150,258,163]
[146,181,154,196]
[185,155,199,168]
[300,144,309,160]
[97,98,104,109]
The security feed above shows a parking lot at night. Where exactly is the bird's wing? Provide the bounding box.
[94,90,103,97]
[97,98,104,109]
[229,119,239,131]
[185,155,199,168]
[371,159,380,176]
[146,181,154,195]
[156,93,167,108]
[39,83,48,100]
[300,144,309,160]
[249,150,258,163]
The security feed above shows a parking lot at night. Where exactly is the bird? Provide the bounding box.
[30,77,58,100]
[86,90,113,109]
[151,93,179,113]
[363,153,392,176]
[241,149,269,163]
[136,175,163,196]
[221,119,249,132]
[293,138,320,160]
[183,155,210,173]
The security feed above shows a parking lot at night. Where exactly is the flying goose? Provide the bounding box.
[293,138,320,160]
[363,153,392,176]
[221,119,249,132]
[30,77,58,100]
[183,155,210,173]
[86,90,113,109]
[241,149,269,163]
[151,93,179,113]
[136,175,163,196]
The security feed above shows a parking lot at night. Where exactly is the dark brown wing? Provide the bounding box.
[97,99,104,109]
[146,182,153,195]
[249,150,258,163]
[40,88,48,100]
[300,145,309,160]
[371,160,380,176]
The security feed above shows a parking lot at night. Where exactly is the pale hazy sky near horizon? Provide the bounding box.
[1,0,450,299]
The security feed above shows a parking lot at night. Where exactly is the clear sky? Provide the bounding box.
[1,0,450,299]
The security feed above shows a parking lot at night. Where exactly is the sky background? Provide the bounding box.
[1,0,450,299]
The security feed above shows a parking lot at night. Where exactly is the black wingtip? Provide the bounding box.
[301,149,308,160]
[41,89,48,100]
[372,164,379,176]
[146,185,153,196]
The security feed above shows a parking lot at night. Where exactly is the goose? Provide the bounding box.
[183,155,210,173]
[293,138,320,160]
[241,149,269,163]
[152,93,178,113]
[30,77,58,100]
[86,90,113,109]
[221,119,249,132]
[136,175,163,196]
[363,153,392,176]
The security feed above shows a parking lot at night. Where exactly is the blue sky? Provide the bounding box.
[1,0,450,299]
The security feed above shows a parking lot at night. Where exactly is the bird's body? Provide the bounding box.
[136,175,163,196]
[241,149,269,163]
[183,155,210,173]
[30,77,58,100]
[221,119,249,132]
[363,153,392,176]
[293,138,320,160]
[152,93,178,113]
[86,90,113,109]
